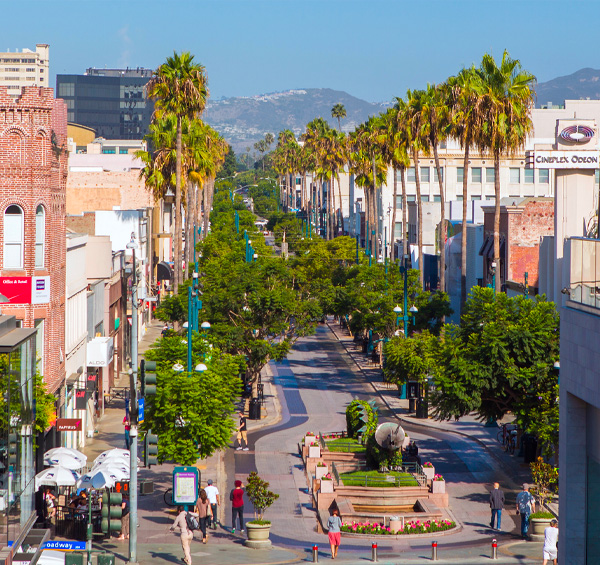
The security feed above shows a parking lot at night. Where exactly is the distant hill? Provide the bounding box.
[534,67,600,107]
[203,88,388,155]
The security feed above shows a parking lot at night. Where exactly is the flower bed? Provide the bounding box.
[341,519,456,536]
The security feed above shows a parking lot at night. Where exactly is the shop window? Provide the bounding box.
[4,205,24,269]
[472,168,482,183]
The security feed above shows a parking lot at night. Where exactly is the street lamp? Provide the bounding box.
[195,363,208,373]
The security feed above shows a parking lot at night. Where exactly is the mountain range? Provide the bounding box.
[203,68,600,155]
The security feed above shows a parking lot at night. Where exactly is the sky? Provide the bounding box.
[5,0,600,103]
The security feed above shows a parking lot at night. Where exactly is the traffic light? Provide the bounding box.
[142,360,157,396]
[101,491,122,534]
[8,433,17,467]
[144,429,158,468]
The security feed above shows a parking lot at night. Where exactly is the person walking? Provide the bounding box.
[327,508,342,559]
[204,479,219,530]
[123,415,131,450]
[230,480,244,533]
[117,495,130,540]
[195,489,212,544]
[170,506,194,565]
[489,482,505,530]
[236,412,249,451]
[542,519,558,565]
[515,483,536,539]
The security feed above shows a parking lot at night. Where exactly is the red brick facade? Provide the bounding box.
[0,86,67,392]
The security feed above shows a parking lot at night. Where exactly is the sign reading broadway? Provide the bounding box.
[534,150,600,169]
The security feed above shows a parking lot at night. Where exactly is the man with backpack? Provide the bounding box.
[170,506,196,565]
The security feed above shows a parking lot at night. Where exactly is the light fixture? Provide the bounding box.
[182,321,189,329]
[393,306,402,314]
[409,305,418,314]
[201,321,211,330]
[553,361,560,370]
[173,363,184,372]
[126,232,138,250]
[195,363,208,372]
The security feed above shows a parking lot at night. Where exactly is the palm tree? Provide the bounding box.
[478,51,536,293]
[331,103,347,132]
[421,83,451,294]
[447,66,485,308]
[147,51,209,293]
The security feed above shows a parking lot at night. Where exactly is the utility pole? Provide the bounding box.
[126,233,139,565]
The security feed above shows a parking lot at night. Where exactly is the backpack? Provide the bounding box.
[185,511,199,531]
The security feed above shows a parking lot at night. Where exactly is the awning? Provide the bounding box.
[479,236,505,259]
[157,261,173,281]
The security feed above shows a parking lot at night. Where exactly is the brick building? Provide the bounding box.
[480,197,554,293]
[0,86,67,399]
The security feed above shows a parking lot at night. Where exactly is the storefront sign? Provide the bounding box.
[0,277,31,304]
[86,372,97,392]
[559,124,595,144]
[42,541,87,551]
[56,418,82,431]
[87,336,114,367]
[75,389,88,410]
[32,276,50,304]
[534,150,600,169]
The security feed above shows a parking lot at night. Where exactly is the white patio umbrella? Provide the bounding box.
[77,469,120,490]
[93,448,130,465]
[44,449,87,470]
[91,461,130,478]
[35,466,79,491]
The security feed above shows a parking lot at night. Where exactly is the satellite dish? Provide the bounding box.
[374,422,405,451]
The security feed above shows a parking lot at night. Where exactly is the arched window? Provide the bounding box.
[35,205,45,268]
[4,205,24,269]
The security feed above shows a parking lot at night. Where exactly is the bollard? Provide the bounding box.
[312,544,319,563]
[431,540,438,561]
[371,543,378,562]
[491,538,497,560]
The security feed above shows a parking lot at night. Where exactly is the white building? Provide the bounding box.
[0,44,49,95]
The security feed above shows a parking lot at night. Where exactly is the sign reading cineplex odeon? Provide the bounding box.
[534,150,600,169]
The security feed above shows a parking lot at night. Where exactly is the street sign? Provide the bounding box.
[172,466,199,505]
[115,481,129,494]
[138,398,145,423]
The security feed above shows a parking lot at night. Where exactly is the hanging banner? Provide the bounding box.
[75,389,87,410]
[86,372,97,392]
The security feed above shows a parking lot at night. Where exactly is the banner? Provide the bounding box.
[0,277,31,304]
[534,150,600,169]
[75,389,88,410]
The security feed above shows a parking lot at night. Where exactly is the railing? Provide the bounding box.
[317,432,326,449]
[330,461,341,485]
[569,237,600,310]
[403,461,428,486]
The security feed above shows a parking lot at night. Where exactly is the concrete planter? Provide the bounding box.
[309,445,321,458]
[529,517,553,541]
[432,480,445,494]
[320,479,334,493]
[423,466,435,481]
[304,435,316,446]
[244,522,272,548]
[316,465,328,479]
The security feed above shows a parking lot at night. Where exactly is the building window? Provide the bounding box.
[407,195,416,202]
[472,195,481,201]
[524,169,534,184]
[119,148,129,155]
[486,196,495,201]
[407,167,416,182]
[421,195,430,202]
[472,167,482,183]
[4,205,24,269]
[456,195,463,201]
[539,169,550,184]
[420,167,430,183]
[486,168,495,183]
[433,195,441,202]
[457,167,464,183]
[35,205,45,268]
[35,318,45,375]
[595,169,599,186]
[102,148,116,154]
[395,196,403,208]
[434,167,444,183]
[510,168,521,184]
[394,222,403,239]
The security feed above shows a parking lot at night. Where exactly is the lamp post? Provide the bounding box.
[125,233,139,565]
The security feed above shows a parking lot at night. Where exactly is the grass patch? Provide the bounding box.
[326,437,366,453]
[340,469,419,488]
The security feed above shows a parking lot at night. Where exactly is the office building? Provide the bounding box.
[0,44,49,96]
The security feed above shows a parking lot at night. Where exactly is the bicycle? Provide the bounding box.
[163,488,175,506]
[496,423,518,453]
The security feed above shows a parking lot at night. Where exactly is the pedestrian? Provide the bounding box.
[204,479,220,530]
[195,489,212,544]
[117,495,130,540]
[123,415,131,450]
[327,508,342,559]
[489,482,505,530]
[230,479,244,533]
[515,483,536,539]
[161,323,169,337]
[236,412,249,451]
[542,519,558,565]
[170,506,193,565]
[44,487,56,521]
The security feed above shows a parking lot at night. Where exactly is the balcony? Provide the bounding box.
[569,237,600,310]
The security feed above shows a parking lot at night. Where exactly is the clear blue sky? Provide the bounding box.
[5,0,600,103]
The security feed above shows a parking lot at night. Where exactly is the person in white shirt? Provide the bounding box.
[170,506,194,565]
[204,479,220,530]
[542,519,558,565]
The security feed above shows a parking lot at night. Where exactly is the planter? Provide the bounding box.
[529,517,553,541]
[304,435,316,446]
[309,445,321,458]
[316,465,329,480]
[244,521,272,549]
[320,480,334,493]
[432,480,446,494]
[423,466,435,481]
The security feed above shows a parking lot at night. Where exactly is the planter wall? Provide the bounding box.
[432,480,445,494]
[316,465,329,480]
[320,480,334,493]
[423,467,435,481]
[309,445,321,458]
[529,517,553,541]
[304,436,316,446]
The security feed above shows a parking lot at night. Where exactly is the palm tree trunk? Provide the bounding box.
[371,156,378,259]
[174,116,183,293]
[413,148,424,289]
[391,168,398,261]
[493,150,501,293]
[185,180,193,275]
[433,147,446,293]
[401,166,408,259]
[337,172,343,235]
[460,145,470,309]
[329,176,335,240]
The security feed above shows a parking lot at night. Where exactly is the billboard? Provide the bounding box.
[0,276,50,304]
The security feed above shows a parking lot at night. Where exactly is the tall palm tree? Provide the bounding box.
[478,51,536,293]
[331,103,347,132]
[147,51,209,293]
[421,83,451,294]
[447,66,485,307]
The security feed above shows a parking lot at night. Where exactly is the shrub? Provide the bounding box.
[530,511,554,520]
[346,399,378,439]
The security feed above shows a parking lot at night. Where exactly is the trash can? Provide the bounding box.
[362,337,368,354]
[65,554,84,565]
[97,555,115,565]
[249,398,261,420]
[523,435,538,464]
[416,397,428,419]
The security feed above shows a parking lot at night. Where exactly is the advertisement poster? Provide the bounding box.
[32,276,50,304]
[0,277,32,304]
[173,467,199,504]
